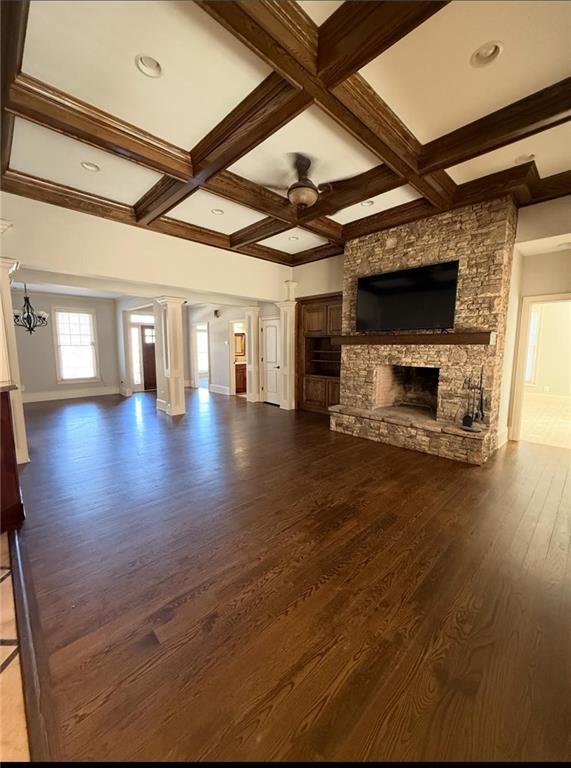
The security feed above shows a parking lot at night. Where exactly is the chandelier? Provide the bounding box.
[14,284,49,334]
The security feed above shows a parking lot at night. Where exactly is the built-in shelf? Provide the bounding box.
[332,331,496,347]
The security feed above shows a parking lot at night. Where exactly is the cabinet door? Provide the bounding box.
[303,304,327,335]
[235,364,246,393]
[303,377,327,408]
[326,302,342,336]
[326,379,340,407]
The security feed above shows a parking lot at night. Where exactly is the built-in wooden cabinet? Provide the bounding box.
[235,363,246,394]
[297,293,342,414]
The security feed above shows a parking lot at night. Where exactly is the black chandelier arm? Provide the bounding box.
[13,291,49,334]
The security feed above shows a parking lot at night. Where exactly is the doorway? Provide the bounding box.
[140,325,156,390]
[195,322,209,389]
[229,321,247,398]
[261,316,280,406]
[513,295,571,449]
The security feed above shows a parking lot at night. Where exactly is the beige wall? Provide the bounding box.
[12,289,120,400]
[293,254,344,297]
[525,300,571,397]
[521,249,571,296]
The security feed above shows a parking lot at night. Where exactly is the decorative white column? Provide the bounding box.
[154,297,186,416]
[278,280,297,410]
[0,258,29,463]
[245,306,261,402]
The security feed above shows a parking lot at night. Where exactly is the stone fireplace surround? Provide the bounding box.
[330,197,517,465]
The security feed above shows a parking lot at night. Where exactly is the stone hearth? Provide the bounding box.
[330,197,517,465]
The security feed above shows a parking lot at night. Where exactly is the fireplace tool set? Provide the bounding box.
[461,368,486,432]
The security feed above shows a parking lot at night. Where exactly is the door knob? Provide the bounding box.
[275,365,280,369]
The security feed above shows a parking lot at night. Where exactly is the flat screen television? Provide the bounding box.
[356,260,459,332]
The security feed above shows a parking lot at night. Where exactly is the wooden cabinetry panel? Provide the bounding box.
[326,303,342,335]
[303,377,327,409]
[235,363,246,394]
[326,378,340,407]
[303,304,327,335]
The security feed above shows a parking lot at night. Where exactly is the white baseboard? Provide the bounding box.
[209,384,230,395]
[119,385,133,397]
[23,386,120,403]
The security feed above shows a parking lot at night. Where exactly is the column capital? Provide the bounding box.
[154,296,187,307]
[0,257,20,275]
[277,300,296,310]
[283,279,297,302]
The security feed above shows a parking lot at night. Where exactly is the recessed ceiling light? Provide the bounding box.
[470,40,504,68]
[211,208,224,216]
[361,200,374,207]
[135,54,162,78]
[514,153,535,165]
[288,235,299,241]
[81,161,100,172]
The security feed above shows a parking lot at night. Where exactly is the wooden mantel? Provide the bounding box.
[332,331,496,346]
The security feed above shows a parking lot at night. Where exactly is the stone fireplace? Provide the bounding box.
[329,197,517,465]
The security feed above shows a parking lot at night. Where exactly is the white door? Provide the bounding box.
[261,317,280,405]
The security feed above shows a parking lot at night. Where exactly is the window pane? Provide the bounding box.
[130,314,155,324]
[56,310,97,380]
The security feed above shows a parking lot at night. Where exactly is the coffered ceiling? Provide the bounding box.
[2,0,570,268]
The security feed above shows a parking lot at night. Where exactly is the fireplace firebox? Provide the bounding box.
[374,365,439,417]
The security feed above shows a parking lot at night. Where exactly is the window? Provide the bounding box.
[54,310,99,381]
[524,305,541,384]
[196,323,209,374]
[130,313,155,324]
[143,327,155,344]
[130,326,142,386]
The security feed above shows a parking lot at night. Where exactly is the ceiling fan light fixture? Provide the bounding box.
[287,180,319,209]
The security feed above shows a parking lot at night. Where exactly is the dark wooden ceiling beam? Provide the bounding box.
[525,169,571,206]
[203,170,295,222]
[419,78,571,174]
[7,74,193,180]
[230,217,291,247]
[1,0,30,174]
[2,170,293,265]
[135,72,312,224]
[290,243,345,266]
[318,1,449,88]
[197,1,454,209]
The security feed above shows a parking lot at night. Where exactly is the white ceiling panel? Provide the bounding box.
[259,227,328,254]
[169,190,266,234]
[297,1,344,26]
[22,0,271,149]
[10,118,161,204]
[360,1,571,143]
[330,185,421,224]
[448,122,571,184]
[229,104,379,191]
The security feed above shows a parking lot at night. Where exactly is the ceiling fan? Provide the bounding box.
[268,153,350,209]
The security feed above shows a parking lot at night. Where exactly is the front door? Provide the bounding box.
[140,325,156,390]
[261,317,280,405]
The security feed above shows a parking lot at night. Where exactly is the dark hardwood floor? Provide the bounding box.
[17,389,571,762]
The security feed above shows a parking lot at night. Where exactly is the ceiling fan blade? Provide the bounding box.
[290,152,313,180]
[317,173,356,193]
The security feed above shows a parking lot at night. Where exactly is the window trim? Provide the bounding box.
[52,306,101,384]
[523,304,542,386]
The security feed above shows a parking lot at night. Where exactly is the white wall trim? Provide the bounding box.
[209,383,230,396]
[497,426,509,450]
[22,385,120,403]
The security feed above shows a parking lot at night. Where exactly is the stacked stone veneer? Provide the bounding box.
[330,197,517,464]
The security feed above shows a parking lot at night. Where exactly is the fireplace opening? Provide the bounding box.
[374,364,439,418]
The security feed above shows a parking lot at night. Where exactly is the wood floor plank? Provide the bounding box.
[16,390,571,762]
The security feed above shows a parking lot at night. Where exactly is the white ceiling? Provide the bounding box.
[22,0,270,150]
[229,104,379,191]
[259,227,328,254]
[330,184,421,224]
[297,1,343,26]
[169,189,266,234]
[11,281,122,299]
[516,235,571,256]
[360,0,571,143]
[448,122,571,184]
[10,118,162,204]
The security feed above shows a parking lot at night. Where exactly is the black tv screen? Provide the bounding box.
[356,261,459,332]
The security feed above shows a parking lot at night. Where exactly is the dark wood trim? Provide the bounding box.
[2,170,293,265]
[234,242,294,265]
[2,169,135,224]
[419,78,571,174]
[135,73,312,224]
[333,331,495,346]
[291,242,344,265]
[526,169,571,205]
[203,170,296,223]
[343,198,435,241]
[8,74,193,180]
[8,530,54,761]
[318,1,449,88]
[230,216,291,247]
[0,0,30,174]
